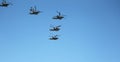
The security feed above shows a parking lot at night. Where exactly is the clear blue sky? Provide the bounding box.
[0,0,120,62]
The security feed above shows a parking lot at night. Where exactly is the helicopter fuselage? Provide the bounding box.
[50,37,58,40]
[50,27,60,31]
[53,15,64,20]
[30,11,40,15]
[0,3,9,7]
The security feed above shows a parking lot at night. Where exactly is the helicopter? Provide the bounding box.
[53,11,64,20]
[29,6,41,15]
[49,25,61,31]
[49,35,59,40]
[0,0,10,7]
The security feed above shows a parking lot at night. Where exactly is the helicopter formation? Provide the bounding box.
[0,0,65,40]
[49,25,61,40]
[49,12,64,40]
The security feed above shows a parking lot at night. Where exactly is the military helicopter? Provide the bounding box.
[0,0,10,7]
[29,6,41,15]
[49,25,61,31]
[53,11,64,20]
[49,35,59,40]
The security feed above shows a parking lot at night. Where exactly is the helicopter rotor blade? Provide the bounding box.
[58,25,61,27]
[56,11,61,15]
[56,11,59,13]
[59,12,61,16]
[56,25,61,27]
[34,6,36,11]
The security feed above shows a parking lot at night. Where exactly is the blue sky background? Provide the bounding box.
[0,0,120,62]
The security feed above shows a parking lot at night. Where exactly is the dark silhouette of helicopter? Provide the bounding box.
[29,6,41,15]
[0,0,10,7]
[53,11,64,20]
[49,35,59,40]
[49,25,61,31]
